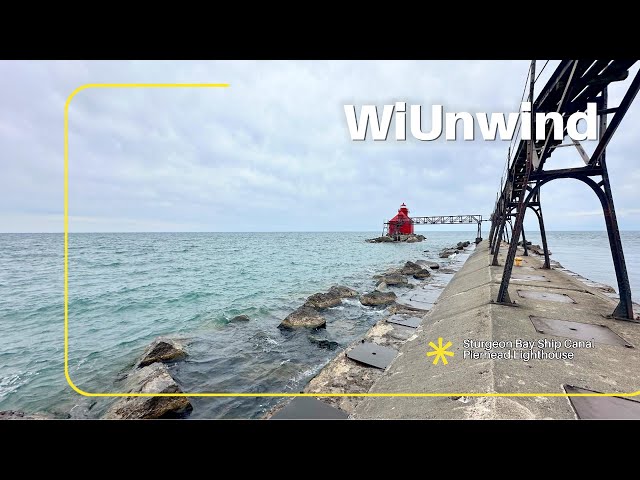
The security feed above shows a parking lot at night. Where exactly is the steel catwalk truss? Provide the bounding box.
[383,215,483,241]
[489,60,639,321]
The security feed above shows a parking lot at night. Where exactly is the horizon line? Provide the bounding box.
[2,229,639,234]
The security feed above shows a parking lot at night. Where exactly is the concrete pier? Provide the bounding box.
[354,240,640,419]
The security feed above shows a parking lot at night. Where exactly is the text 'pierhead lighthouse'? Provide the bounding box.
[388,203,414,235]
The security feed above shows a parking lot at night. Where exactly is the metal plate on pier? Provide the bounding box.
[346,342,397,369]
[270,397,349,420]
[517,290,576,303]
[386,314,421,328]
[395,288,441,311]
[530,316,632,347]
[512,274,549,282]
[565,385,640,419]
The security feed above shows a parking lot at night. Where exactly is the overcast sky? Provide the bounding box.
[1,60,639,233]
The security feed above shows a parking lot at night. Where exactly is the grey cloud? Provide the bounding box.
[0,60,638,232]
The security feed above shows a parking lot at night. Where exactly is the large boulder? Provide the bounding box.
[375,281,387,292]
[413,268,431,279]
[400,261,423,275]
[439,248,458,258]
[360,291,397,306]
[103,363,193,419]
[529,244,551,255]
[377,274,408,286]
[406,236,420,243]
[416,260,440,270]
[328,285,358,298]
[280,306,326,329]
[138,338,187,368]
[304,292,342,309]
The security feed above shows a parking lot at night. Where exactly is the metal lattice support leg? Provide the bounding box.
[497,60,536,304]
[535,201,551,269]
[596,86,634,320]
[600,186,634,319]
[490,206,503,252]
[492,214,508,265]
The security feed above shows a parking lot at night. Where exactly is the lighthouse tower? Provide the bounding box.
[388,202,414,235]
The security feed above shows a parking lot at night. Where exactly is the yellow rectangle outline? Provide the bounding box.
[64,83,640,400]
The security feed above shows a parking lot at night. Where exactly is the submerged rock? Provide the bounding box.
[138,338,187,368]
[400,261,423,275]
[280,306,326,329]
[366,234,424,243]
[366,236,393,243]
[305,292,342,309]
[406,234,425,243]
[360,291,397,306]
[103,363,193,419]
[230,314,250,323]
[377,274,408,286]
[0,410,52,420]
[328,285,358,298]
[308,334,340,350]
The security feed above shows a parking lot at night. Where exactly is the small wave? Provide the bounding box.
[0,371,34,400]
[250,332,281,352]
[285,363,324,388]
[341,298,361,306]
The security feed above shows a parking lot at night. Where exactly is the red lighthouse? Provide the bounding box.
[388,202,414,235]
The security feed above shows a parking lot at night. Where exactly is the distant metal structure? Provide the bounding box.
[489,60,639,321]
[383,214,483,242]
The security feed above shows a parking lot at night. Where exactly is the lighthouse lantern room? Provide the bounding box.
[388,202,414,236]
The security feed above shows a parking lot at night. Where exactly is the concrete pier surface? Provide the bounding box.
[354,240,640,419]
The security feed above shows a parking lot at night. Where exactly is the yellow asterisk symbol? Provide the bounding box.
[427,337,454,365]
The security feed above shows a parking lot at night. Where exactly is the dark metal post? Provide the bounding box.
[497,60,536,303]
[597,87,634,320]
[489,216,497,249]
[533,189,551,269]
[492,214,506,265]
[521,226,528,256]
